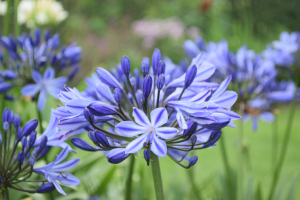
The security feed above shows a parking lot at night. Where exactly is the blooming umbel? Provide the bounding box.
[0,28,81,106]
[0,108,79,196]
[56,48,239,169]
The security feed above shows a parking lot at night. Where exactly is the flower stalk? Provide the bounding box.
[125,155,135,200]
[151,153,164,200]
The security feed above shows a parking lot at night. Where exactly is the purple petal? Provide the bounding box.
[32,70,42,83]
[150,108,168,127]
[56,173,80,186]
[151,134,167,157]
[266,91,294,102]
[96,83,116,104]
[43,67,55,80]
[260,112,274,122]
[50,159,79,172]
[125,134,148,154]
[71,137,99,151]
[194,63,216,81]
[210,91,237,108]
[252,116,258,132]
[155,127,178,139]
[210,76,232,100]
[58,114,89,131]
[96,67,123,91]
[189,90,211,103]
[176,110,188,129]
[38,89,48,111]
[116,121,146,137]
[21,84,40,96]
[66,98,91,114]
[132,107,150,126]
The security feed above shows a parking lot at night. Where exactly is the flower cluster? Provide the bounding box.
[0,28,81,110]
[182,32,300,131]
[55,48,239,168]
[0,108,79,196]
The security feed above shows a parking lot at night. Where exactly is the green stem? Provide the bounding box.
[187,152,202,200]
[14,0,20,36]
[271,115,278,173]
[125,155,135,200]
[4,0,12,62]
[36,106,44,134]
[267,96,297,200]
[237,103,244,200]
[151,153,164,200]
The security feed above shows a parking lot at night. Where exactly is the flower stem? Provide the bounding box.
[4,0,12,62]
[14,0,20,36]
[237,103,244,200]
[187,152,202,200]
[125,155,135,200]
[267,95,297,200]
[151,153,164,200]
[271,115,278,173]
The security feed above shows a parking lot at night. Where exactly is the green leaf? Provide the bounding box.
[254,182,263,200]
[94,165,117,196]
[285,175,298,200]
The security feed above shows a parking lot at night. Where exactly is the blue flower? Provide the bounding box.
[116,108,178,157]
[33,147,80,196]
[21,67,67,111]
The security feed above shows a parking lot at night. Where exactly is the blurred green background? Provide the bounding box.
[4,0,300,199]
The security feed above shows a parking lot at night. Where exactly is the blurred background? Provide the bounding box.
[1,0,300,199]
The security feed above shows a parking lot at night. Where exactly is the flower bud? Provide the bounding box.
[29,131,37,149]
[143,75,152,100]
[144,149,151,166]
[0,131,2,145]
[8,110,14,125]
[94,131,110,147]
[68,65,80,81]
[152,48,161,75]
[0,82,13,93]
[18,119,38,141]
[29,156,36,167]
[21,136,27,151]
[71,137,99,151]
[185,65,197,89]
[190,135,197,146]
[188,156,198,168]
[156,74,165,90]
[36,182,56,193]
[17,151,25,169]
[44,29,51,41]
[13,114,20,127]
[183,121,198,138]
[50,54,56,66]
[203,130,222,148]
[130,77,136,87]
[88,131,98,146]
[106,148,130,164]
[202,113,230,130]
[88,102,118,116]
[37,146,51,160]
[96,67,123,92]
[39,136,48,150]
[84,107,94,123]
[3,122,9,131]
[121,56,131,77]
[2,108,10,123]
[157,61,166,76]
[141,62,149,76]
[114,88,122,104]
[34,28,41,46]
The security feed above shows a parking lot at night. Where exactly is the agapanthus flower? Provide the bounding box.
[0,108,79,196]
[0,28,81,102]
[56,48,239,168]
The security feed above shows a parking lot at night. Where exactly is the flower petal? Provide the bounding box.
[210,91,237,108]
[210,76,232,100]
[38,89,48,111]
[260,112,274,122]
[125,134,148,154]
[150,108,168,127]
[151,133,167,157]
[156,127,178,139]
[56,173,80,186]
[21,84,40,96]
[43,67,55,80]
[116,121,146,137]
[50,159,79,172]
[132,107,151,126]
[32,70,42,83]
[176,110,188,129]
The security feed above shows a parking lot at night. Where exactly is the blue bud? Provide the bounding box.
[157,61,166,76]
[88,102,118,116]
[143,75,152,100]
[37,56,47,67]
[144,149,151,166]
[50,54,56,66]
[29,156,36,167]
[19,119,38,141]
[2,70,17,79]
[0,131,2,144]
[68,65,80,81]
[190,135,197,145]
[185,65,197,89]
[203,130,222,148]
[182,40,200,59]
[44,29,51,41]
[88,131,98,146]
[96,67,123,92]
[37,145,51,160]
[94,131,110,147]
[36,182,56,193]
[183,121,198,138]
[141,62,149,76]
[195,37,206,51]
[130,77,136,87]
[21,136,27,151]
[0,36,12,50]
[0,175,1,184]
[121,56,131,77]
[0,82,13,93]
[84,107,94,123]
[188,156,198,167]
[3,122,9,131]
[71,137,99,151]
[29,131,37,149]
[136,90,144,106]
[39,136,48,149]
[202,113,230,130]
[106,148,130,164]
[34,28,41,46]
[152,48,161,75]
[8,110,14,125]
[114,88,122,104]
[156,74,165,90]
[4,94,15,101]
[17,151,25,168]
[142,57,150,67]
[2,107,10,123]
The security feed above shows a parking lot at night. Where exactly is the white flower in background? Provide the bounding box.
[0,0,7,15]
[18,0,68,27]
